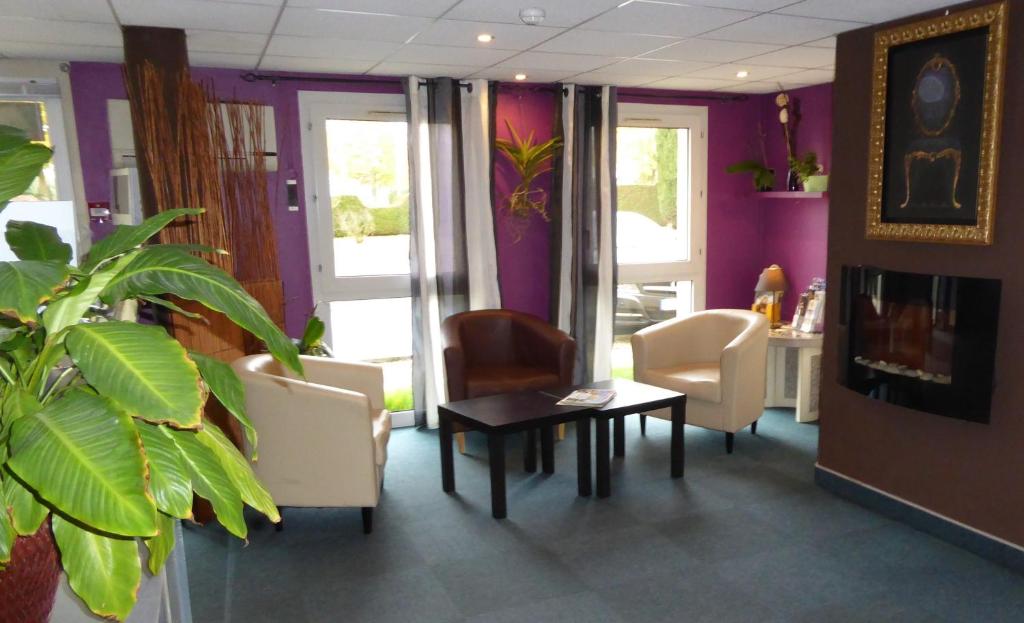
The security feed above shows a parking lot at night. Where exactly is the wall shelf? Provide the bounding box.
[757,191,828,200]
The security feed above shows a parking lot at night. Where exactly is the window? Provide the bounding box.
[0,99,68,201]
[613,104,708,379]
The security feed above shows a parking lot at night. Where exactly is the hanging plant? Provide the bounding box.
[495,120,562,242]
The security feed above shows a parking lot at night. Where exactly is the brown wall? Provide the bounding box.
[820,0,1024,547]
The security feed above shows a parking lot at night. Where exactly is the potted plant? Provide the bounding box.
[788,151,828,192]
[726,160,774,191]
[495,120,561,242]
[0,124,299,621]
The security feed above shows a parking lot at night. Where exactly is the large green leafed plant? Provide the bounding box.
[0,125,300,620]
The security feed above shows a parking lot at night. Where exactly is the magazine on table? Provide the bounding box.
[557,389,616,407]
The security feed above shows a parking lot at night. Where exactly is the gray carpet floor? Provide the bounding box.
[183,409,1024,622]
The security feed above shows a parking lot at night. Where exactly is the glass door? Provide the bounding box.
[613,103,708,379]
[299,92,414,423]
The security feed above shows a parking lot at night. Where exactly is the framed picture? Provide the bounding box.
[865,1,1008,244]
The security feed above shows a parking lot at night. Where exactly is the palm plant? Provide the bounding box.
[495,120,562,240]
[0,124,299,620]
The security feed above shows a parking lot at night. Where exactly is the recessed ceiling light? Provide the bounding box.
[477,33,494,43]
[736,70,749,78]
[514,73,528,81]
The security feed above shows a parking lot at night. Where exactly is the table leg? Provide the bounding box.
[671,399,686,479]
[596,415,611,498]
[488,433,507,519]
[440,414,455,493]
[541,424,555,474]
[524,429,537,472]
[576,417,591,497]
[613,415,625,457]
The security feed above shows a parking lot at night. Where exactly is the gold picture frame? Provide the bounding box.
[866,1,1008,244]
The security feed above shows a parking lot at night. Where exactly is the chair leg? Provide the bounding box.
[361,507,373,534]
[557,423,566,440]
[639,414,647,436]
[456,432,466,454]
[751,420,758,435]
[725,432,734,454]
[274,506,284,532]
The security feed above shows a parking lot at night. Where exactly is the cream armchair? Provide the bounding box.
[631,309,768,453]
[231,354,391,533]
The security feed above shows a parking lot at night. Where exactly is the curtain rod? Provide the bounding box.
[240,72,473,90]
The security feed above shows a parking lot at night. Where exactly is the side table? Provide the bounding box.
[765,326,823,422]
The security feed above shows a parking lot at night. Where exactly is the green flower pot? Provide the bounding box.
[803,174,829,192]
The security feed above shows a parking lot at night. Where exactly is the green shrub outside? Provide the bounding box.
[332,195,410,239]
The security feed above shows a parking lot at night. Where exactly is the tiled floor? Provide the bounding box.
[183,409,1024,622]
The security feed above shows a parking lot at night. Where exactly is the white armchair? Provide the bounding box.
[231,354,391,533]
[631,309,768,453]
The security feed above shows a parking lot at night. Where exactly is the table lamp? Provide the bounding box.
[754,264,788,328]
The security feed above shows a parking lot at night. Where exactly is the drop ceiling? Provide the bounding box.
[0,0,959,93]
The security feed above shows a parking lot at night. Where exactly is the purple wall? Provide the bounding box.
[758,83,833,319]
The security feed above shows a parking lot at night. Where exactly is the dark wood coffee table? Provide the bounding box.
[438,379,686,517]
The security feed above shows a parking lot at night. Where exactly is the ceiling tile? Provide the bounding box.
[412,20,563,51]
[644,38,784,63]
[286,0,456,18]
[186,30,267,55]
[643,76,739,91]
[775,0,953,23]
[684,0,799,9]
[582,2,755,38]
[111,0,280,33]
[266,35,401,61]
[0,19,121,47]
[0,41,123,62]
[536,30,677,57]
[714,80,782,93]
[743,45,835,68]
[703,13,863,45]
[687,62,800,80]
[369,62,479,78]
[573,71,665,87]
[496,52,621,73]
[603,58,714,77]
[385,44,516,66]
[275,7,431,40]
[803,36,836,49]
[188,51,259,69]
[469,68,573,83]
[445,0,624,28]
[773,67,833,84]
[258,56,376,74]
[1,0,116,23]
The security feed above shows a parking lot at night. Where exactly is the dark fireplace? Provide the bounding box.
[839,266,1001,422]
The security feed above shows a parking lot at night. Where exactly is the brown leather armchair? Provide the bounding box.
[441,309,576,453]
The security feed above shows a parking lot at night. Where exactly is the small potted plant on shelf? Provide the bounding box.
[726,121,774,191]
[788,151,828,192]
[0,124,299,621]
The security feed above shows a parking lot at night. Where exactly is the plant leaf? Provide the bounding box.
[0,142,53,208]
[80,208,203,273]
[52,514,141,622]
[7,390,158,537]
[189,352,256,456]
[0,261,69,323]
[135,421,193,519]
[43,252,137,335]
[66,321,204,429]
[2,472,48,536]
[197,423,278,523]
[144,512,176,576]
[5,221,72,263]
[164,427,247,539]
[0,503,13,567]
[102,247,302,376]
[300,316,325,351]
[137,295,205,320]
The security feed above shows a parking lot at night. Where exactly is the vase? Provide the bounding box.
[0,520,61,623]
[786,168,801,191]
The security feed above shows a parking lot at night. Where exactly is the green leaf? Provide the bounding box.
[102,247,302,376]
[80,208,203,273]
[197,423,278,523]
[144,512,176,576]
[189,352,256,456]
[52,514,141,622]
[0,503,13,567]
[137,295,205,320]
[300,316,325,351]
[43,252,137,335]
[7,390,158,537]
[5,221,72,263]
[164,427,247,538]
[2,472,48,536]
[0,260,69,323]
[66,321,204,429]
[0,142,53,208]
[135,421,193,519]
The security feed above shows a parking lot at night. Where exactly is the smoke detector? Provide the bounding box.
[519,7,546,26]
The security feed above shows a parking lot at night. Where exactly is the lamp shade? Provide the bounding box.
[755,264,788,293]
